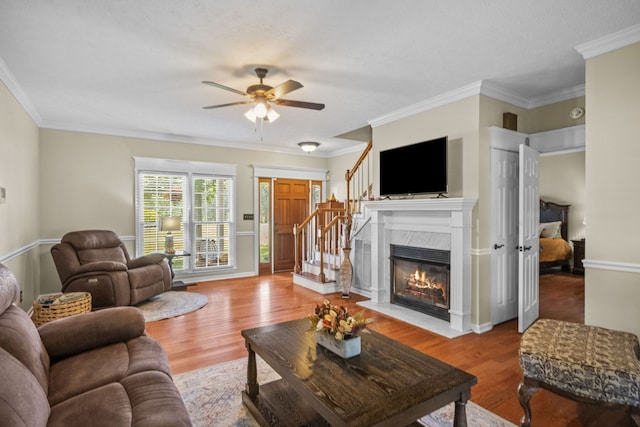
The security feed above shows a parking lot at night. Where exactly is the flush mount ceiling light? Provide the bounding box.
[298,142,320,153]
[202,67,325,126]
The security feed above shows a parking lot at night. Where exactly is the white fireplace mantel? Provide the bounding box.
[356,198,477,338]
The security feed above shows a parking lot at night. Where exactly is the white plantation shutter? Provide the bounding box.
[192,175,233,269]
[134,157,236,274]
[139,173,186,255]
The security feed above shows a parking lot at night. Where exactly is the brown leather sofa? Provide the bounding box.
[51,230,171,309]
[0,263,192,426]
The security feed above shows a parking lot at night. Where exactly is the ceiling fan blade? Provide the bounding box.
[274,99,325,110]
[202,81,248,97]
[202,101,251,109]
[266,80,303,99]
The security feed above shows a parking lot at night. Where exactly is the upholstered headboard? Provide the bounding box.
[540,199,570,240]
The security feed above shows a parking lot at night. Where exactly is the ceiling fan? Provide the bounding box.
[202,67,325,123]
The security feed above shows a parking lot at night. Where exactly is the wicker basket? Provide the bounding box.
[31,292,92,327]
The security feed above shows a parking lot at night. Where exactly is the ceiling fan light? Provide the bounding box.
[253,98,268,118]
[298,141,320,153]
[244,108,257,123]
[266,107,280,123]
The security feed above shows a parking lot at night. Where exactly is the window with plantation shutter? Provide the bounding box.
[193,176,232,269]
[134,157,236,275]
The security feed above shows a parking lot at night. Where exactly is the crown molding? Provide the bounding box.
[575,24,640,60]
[369,81,484,128]
[368,79,587,129]
[478,81,530,109]
[38,120,333,158]
[527,84,585,109]
[0,57,41,124]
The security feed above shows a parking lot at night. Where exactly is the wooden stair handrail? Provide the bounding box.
[345,141,373,219]
[293,140,373,283]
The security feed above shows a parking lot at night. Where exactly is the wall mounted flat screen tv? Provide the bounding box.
[379,136,448,197]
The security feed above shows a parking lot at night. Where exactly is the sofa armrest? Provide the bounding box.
[39,306,146,361]
[128,253,166,269]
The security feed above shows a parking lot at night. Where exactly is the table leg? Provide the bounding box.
[453,396,469,427]
[167,257,175,280]
[245,342,259,398]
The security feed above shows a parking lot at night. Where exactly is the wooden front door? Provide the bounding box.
[274,179,309,272]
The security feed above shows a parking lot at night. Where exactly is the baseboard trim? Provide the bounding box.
[472,322,493,334]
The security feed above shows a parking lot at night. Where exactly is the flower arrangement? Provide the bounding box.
[309,299,372,340]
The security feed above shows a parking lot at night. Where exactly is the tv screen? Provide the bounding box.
[379,136,448,196]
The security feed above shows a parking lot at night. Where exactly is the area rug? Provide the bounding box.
[173,357,516,427]
[135,291,208,322]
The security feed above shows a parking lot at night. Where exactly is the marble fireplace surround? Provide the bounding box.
[356,198,477,339]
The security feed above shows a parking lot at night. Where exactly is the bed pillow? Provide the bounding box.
[539,221,562,238]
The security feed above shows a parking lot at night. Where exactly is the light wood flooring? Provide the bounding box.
[145,270,636,427]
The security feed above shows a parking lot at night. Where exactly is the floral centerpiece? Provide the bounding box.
[309,299,372,341]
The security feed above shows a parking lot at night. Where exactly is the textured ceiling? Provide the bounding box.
[1,1,639,156]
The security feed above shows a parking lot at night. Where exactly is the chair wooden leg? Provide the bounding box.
[518,380,538,427]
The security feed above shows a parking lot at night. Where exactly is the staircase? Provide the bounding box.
[293,141,373,294]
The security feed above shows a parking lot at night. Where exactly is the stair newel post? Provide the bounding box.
[293,224,301,274]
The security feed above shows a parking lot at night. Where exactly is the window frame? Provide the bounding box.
[134,157,237,275]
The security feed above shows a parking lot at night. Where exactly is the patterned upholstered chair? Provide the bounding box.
[518,318,640,426]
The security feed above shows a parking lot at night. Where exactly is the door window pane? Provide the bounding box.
[259,180,271,263]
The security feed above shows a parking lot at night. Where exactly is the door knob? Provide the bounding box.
[493,243,504,250]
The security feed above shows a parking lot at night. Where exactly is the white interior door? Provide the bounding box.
[518,144,540,333]
[490,147,519,325]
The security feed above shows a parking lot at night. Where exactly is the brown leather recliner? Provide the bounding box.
[51,230,171,309]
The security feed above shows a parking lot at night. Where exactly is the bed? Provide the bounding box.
[539,199,572,272]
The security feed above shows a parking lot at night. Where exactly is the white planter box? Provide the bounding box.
[315,333,361,358]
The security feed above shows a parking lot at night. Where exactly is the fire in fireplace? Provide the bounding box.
[390,245,450,321]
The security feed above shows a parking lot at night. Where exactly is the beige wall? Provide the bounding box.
[37,129,329,294]
[327,149,362,201]
[372,96,482,199]
[539,151,586,241]
[371,96,497,325]
[527,96,586,133]
[584,42,640,336]
[0,81,40,310]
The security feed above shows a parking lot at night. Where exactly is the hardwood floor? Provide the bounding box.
[145,270,636,426]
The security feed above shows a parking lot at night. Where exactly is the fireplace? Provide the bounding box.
[355,198,476,338]
[390,245,450,322]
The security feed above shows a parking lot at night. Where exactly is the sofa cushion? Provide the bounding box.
[76,247,128,265]
[48,342,131,406]
[48,382,133,427]
[0,347,50,427]
[0,263,50,391]
[120,371,192,427]
[62,230,124,251]
[0,305,50,392]
[48,335,171,406]
[48,371,191,427]
[0,263,19,312]
[39,306,145,362]
[520,318,640,407]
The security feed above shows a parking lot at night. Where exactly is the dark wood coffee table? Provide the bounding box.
[241,318,477,427]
